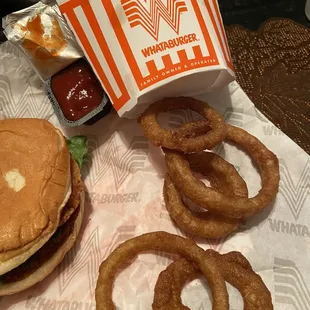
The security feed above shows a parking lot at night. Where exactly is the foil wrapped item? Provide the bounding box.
[2,1,84,81]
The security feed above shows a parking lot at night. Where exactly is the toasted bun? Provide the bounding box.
[0,190,85,296]
[59,159,84,226]
[0,119,71,274]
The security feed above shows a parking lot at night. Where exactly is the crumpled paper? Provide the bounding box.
[0,41,309,310]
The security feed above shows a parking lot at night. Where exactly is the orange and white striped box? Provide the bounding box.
[56,0,235,118]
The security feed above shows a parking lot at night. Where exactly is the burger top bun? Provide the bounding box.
[0,191,85,296]
[0,119,71,275]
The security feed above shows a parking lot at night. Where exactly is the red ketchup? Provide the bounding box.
[51,59,104,121]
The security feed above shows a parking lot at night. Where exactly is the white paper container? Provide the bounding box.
[56,0,235,118]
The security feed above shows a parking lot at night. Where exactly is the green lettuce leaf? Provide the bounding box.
[66,136,88,169]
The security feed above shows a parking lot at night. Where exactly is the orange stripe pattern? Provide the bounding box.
[60,0,131,111]
[204,0,234,71]
[58,0,234,114]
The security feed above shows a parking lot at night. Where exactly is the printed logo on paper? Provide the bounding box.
[268,218,310,238]
[57,225,140,296]
[274,257,310,309]
[25,296,96,310]
[58,227,101,296]
[122,0,188,41]
[0,75,53,119]
[86,192,140,205]
[254,108,285,136]
[82,134,148,190]
[267,160,310,237]
[120,0,219,90]
[59,0,233,111]
[279,159,310,220]
[102,225,137,261]
[60,0,220,92]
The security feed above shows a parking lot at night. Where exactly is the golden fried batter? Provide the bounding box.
[153,251,273,310]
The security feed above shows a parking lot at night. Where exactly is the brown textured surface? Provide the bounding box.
[164,125,280,219]
[226,19,310,154]
[95,232,229,310]
[138,97,227,153]
[163,151,248,239]
[153,251,273,310]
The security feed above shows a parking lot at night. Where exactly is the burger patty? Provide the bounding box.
[0,205,80,284]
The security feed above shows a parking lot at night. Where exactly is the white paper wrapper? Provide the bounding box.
[2,1,84,81]
[56,0,235,118]
[0,41,309,310]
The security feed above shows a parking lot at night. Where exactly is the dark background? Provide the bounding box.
[220,0,309,29]
[0,0,309,42]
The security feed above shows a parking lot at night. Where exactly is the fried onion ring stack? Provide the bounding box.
[95,97,279,309]
[153,247,273,310]
[95,232,273,309]
[139,97,280,238]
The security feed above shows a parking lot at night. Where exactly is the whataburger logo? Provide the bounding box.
[121,0,188,41]
[58,227,101,296]
[82,134,148,191]
[279,159,310,220]
[274,257,310,309]
[58,225,137,296]
[0,74,53,118]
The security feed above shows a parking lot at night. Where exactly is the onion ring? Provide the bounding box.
[95,232,229,310]
[164,152,248,238]
[153,251,273,310]
[138,97,226,153]
[164,124,280,218]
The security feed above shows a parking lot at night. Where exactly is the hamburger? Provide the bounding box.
[0,118,87,295]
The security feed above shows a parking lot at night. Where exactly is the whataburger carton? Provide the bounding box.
[56,0,234,118]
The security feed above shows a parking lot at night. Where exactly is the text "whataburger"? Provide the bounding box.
[141,33,199,57]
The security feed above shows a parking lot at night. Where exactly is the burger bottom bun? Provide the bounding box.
[0,190,85,296]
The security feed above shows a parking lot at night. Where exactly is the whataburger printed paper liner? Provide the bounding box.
[0,42,310,310]
[56,0,234,118]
